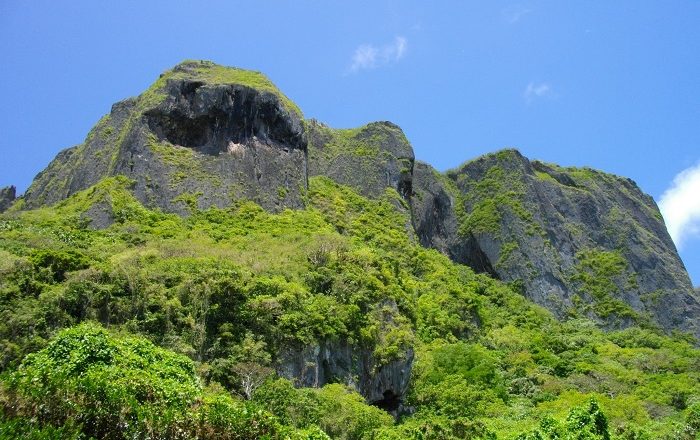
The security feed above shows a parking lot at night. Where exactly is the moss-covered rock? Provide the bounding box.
[306,119,414,200]
[23,60,308,217]
[413,149,700,338]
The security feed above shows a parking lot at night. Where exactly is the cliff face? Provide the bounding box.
[278,340,413,416]
[23,61,307,220]
[410,162,496,275]
[0,186,15,213]
[307,119,414,200]
[412,150,700,338]
[305,117,700,338]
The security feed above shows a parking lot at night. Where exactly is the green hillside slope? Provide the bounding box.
[1,176,699,439]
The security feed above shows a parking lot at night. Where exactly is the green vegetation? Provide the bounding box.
[1,175,700,439]
[450,153,535,237]
[1,323,329,439]
[533,169,558,183]
[570,249,639,321]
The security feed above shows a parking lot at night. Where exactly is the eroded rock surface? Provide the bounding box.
[410,161,497,276]
[23,61,307,217]
[307,119,414,200]
[415,149,700,338]
[0,186,16,213]
[278,340,414,417]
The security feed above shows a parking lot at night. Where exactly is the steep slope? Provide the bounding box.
[23,60,307,220]
[412,149,700,338]
[410,161,497,275]
[2,175,700,439]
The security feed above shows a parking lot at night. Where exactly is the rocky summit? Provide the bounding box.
[412,150,699,337]
[23,60,307,221]
[3,60,700,438]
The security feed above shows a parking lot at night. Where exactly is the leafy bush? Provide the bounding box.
[0,323,317,439]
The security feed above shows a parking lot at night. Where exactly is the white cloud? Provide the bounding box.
[523,82,552,103]
[659,162,700,249]
[350,36,407,73]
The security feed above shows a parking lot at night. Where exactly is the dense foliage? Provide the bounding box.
[1,175,699,439]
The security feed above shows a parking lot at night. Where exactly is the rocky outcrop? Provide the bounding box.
[0,186,16,213]
[278,340,413,416]
[307,120,414,200]
[23,60,307,218]
[410,162,497,275]
[416,149,700,338]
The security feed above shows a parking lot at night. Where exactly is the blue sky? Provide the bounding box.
[1,1,699,284]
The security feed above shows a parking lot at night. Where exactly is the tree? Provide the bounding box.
[226,332,274,399]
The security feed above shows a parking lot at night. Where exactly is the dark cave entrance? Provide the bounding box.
[372,390,401,413]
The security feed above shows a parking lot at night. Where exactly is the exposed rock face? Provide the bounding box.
[0,186,16,213]
[410,162,496,275]
[278,340,414,416]
[416,149,700,338]
[307,120,414,200]
[144,77,305,155]
[23,61,307,217]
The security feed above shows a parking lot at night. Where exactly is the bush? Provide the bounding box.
[0,323,315,439]
[29,249,90,282]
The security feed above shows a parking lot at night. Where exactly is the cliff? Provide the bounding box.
[306,119,414,200]
[23,60,307,221]
[411,150,699,337]
[0,186,15,213]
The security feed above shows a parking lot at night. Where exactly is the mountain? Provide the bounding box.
[412,150,699,337]
[20,60,699,338]
[23,60,307,219]
[2,61,700,439]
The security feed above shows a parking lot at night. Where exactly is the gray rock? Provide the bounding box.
[0,186,16,213]
[414,149,700,338]
[23,60,308,218]
[307,119,414,200]
[277,340,413,417]
[410,161,496,275]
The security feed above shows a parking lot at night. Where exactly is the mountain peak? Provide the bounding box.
[151,60,302,118]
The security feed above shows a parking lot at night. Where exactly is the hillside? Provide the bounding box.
[1,61,700,439]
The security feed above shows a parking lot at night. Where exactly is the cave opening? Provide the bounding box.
[145,109,251,156]
[372,390,401,413]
